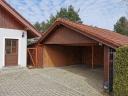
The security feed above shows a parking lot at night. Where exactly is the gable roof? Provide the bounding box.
[39,18,128,48]
[0,0,41,38]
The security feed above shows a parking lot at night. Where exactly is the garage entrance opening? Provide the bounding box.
[43,44,104,91]
[43,44,104,69]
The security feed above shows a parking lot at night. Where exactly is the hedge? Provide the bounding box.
[113,46,128,96]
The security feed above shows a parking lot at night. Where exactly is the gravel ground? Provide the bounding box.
[0,65,108,96]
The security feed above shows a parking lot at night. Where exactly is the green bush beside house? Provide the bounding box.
[113,46,128,96]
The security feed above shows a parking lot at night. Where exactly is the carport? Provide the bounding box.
[35,18,128,92]
[41,20,104,67]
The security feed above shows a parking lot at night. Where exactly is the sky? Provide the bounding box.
[6,0,127,30]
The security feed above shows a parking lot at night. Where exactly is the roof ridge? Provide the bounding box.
[56,18,113,32]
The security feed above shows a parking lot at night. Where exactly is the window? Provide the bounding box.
[5,39,18,54]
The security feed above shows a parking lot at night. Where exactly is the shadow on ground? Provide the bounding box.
[59,64,104,93]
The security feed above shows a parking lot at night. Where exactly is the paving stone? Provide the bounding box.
[0,65,108,96]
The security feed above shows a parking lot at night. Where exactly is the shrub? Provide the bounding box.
[113,46,128,96]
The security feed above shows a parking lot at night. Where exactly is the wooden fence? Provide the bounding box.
[27,44,43,68]
[27,48,38,68]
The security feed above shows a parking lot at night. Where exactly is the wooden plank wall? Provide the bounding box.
[42,45,104,67]
[0,6,24,29]
[43,45,83,67]
[82,46,104,67]
[44,25,97,45]
[36,44,43,67]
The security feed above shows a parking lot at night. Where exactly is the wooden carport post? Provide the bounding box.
[103,45,110,90]
[91,46,94,69]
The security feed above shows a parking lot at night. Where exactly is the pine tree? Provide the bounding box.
[114,16,128,36]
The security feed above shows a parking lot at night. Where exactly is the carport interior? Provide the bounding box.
[43,44,104,68]
[42,43,105,92]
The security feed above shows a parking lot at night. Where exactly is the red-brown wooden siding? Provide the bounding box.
[0,0,41,38]
[42,45,104,67]
[37,44,43,67]
[27,44,43,68]
[43,45,82,67]
[104,45,110,82]
[44,25,97,45]
[0,6,24,29]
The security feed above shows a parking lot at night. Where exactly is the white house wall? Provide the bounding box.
[0,28,27,68]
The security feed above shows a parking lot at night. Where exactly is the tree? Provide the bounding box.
[34,22,42,32]
[114,16,128,36]
[34,5,82,32]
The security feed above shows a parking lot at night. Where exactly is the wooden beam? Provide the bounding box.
[92,46,94,69]
[35,48,38,67]
[104,46,110,83]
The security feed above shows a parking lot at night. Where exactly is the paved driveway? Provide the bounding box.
[0,65,107,96]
